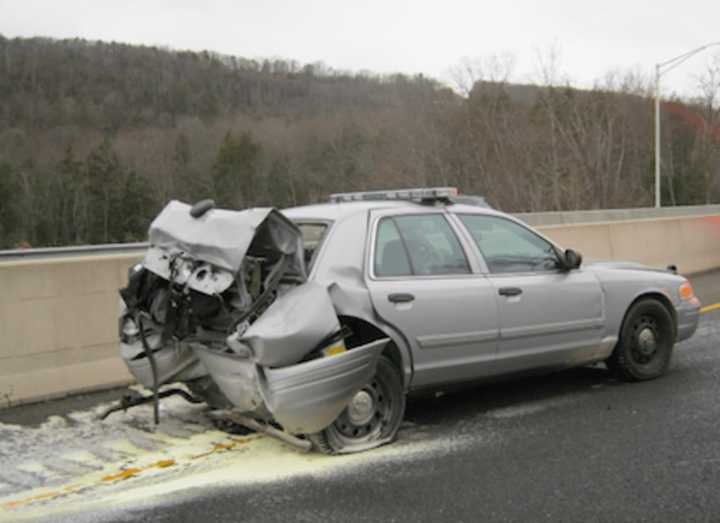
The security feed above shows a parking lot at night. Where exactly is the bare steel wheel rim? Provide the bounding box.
[333,378,393,442]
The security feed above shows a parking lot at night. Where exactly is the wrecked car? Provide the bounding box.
[117,187,701,454]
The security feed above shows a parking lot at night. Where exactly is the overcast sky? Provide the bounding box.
[1,0,719,97]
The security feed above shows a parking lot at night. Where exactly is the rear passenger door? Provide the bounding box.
[365,209,500,388]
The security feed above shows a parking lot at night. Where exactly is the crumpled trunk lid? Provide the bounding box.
[149,200,305,276]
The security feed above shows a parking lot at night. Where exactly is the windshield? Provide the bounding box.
[294,222,330,270]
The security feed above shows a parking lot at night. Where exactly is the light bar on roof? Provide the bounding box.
[329,187,459,203]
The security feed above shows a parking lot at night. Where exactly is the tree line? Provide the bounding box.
[0,36,718,248]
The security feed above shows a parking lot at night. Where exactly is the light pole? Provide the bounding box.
[655,42,720,208]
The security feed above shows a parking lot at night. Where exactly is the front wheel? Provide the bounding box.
[309,355,405,454]
[606,298,676,382]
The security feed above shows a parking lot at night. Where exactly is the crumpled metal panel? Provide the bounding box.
[238,282,340,366]
[260,339,387,434]
[122,338,208,388]
[192,346,264,413]
[148,200,305,276]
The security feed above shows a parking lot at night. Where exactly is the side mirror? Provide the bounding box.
[563,249,583,270]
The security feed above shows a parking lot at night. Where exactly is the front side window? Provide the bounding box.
[457,214,560,274]
[374,214,470,277]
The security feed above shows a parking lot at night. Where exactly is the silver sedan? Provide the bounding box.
[117,188,701,454]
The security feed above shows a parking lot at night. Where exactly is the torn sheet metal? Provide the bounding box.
[236,282,340,367]
[191,347,264,414]
[122,339,208,389]
[119,303,208,388]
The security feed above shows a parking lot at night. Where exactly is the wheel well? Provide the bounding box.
[622,292,677,337]
[339,315,404,374]
[339,315,386,347]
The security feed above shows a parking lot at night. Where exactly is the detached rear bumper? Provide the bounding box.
[676,299,701,342]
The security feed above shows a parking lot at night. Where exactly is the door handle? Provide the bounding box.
[388,293,415,304]
[498,287,523,297]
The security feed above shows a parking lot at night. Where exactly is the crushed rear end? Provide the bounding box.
[117,200,385,440]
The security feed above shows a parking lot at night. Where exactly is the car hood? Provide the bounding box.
[585,260,673,274]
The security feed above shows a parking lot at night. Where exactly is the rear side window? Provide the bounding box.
[295,222,329,269]
[374,215,470,277]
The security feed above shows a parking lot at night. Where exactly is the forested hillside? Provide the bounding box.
[0,35,718,248]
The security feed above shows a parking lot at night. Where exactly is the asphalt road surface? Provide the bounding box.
[1,271,719,523]
[119,315,720,523]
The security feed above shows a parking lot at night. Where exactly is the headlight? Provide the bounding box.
[679,281,696,301]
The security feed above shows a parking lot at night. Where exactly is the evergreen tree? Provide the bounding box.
[119,169,154,241]
[57,146,87,244]
[85,139,124,243]
[0,162,22,248]
[264,154,295,208]
[211,131,260,208]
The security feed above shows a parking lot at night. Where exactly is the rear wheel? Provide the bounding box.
[309,356,405,454]
[606,298,676,382]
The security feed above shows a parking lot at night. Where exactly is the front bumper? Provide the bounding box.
[676,299,701,342]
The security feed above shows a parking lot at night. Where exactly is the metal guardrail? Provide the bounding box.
[0,242,148,260]
[2,204,720,260]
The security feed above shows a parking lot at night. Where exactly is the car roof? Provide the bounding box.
[282,200,504,222]
[283,200,408,221]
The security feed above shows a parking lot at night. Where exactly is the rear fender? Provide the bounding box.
[238,282,340,367]
[258,338,388,434]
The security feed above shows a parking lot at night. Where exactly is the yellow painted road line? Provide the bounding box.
[0,434,260,511]
[700,303,720,314]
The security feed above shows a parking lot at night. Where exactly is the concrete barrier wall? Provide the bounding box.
[0,253,142,408]
[537,214,720,275]
[1,211,720,408]
[517,204,720,226]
